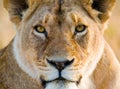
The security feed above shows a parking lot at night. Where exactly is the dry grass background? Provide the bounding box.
[0,0,120,60]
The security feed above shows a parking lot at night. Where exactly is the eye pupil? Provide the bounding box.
[75,25,86,33]
[34,25,45,33]
[38,27,44,32]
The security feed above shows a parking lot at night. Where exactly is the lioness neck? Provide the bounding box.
[92,42,120,89]
[0,41,43,89]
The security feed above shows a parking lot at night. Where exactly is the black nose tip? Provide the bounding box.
[46,59,74,70]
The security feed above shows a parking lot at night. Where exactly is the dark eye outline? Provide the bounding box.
[75,24,87,35]
[33,25,48,37]
[34,25,46,33]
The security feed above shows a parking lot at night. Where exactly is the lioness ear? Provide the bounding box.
[92,0,116,23]
[4,0,28,24]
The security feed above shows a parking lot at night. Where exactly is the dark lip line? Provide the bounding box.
[40,76,82,87]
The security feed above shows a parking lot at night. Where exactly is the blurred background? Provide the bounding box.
[0,0,120,60]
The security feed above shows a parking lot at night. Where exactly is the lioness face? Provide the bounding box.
[13,2,104,89]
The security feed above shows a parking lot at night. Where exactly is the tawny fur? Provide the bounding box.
[0,0,120,89]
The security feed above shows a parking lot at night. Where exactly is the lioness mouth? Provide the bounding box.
[40,76,82,87]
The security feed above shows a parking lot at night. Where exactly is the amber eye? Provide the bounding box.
[34,25,46,33]
[75,25,87,33]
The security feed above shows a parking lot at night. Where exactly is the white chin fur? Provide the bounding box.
[45,78,96,89]
[45,81,79,89]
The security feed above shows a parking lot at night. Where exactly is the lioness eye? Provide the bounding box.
[33,25,47,38]
[34,25,46,33]
[75,24,87,33]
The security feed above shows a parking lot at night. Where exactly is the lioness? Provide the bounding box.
[0,0,120,89]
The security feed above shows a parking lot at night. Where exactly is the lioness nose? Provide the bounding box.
[46,59,74,70]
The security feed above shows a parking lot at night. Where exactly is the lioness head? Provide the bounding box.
[4,0,115,89]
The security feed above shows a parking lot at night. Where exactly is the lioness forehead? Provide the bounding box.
[24,0,89,25]
[27,0,88,8]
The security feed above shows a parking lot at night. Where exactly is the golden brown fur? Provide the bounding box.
[0,0,120,89]
[0,41,43,89]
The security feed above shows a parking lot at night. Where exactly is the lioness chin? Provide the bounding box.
[0,0,120,89]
